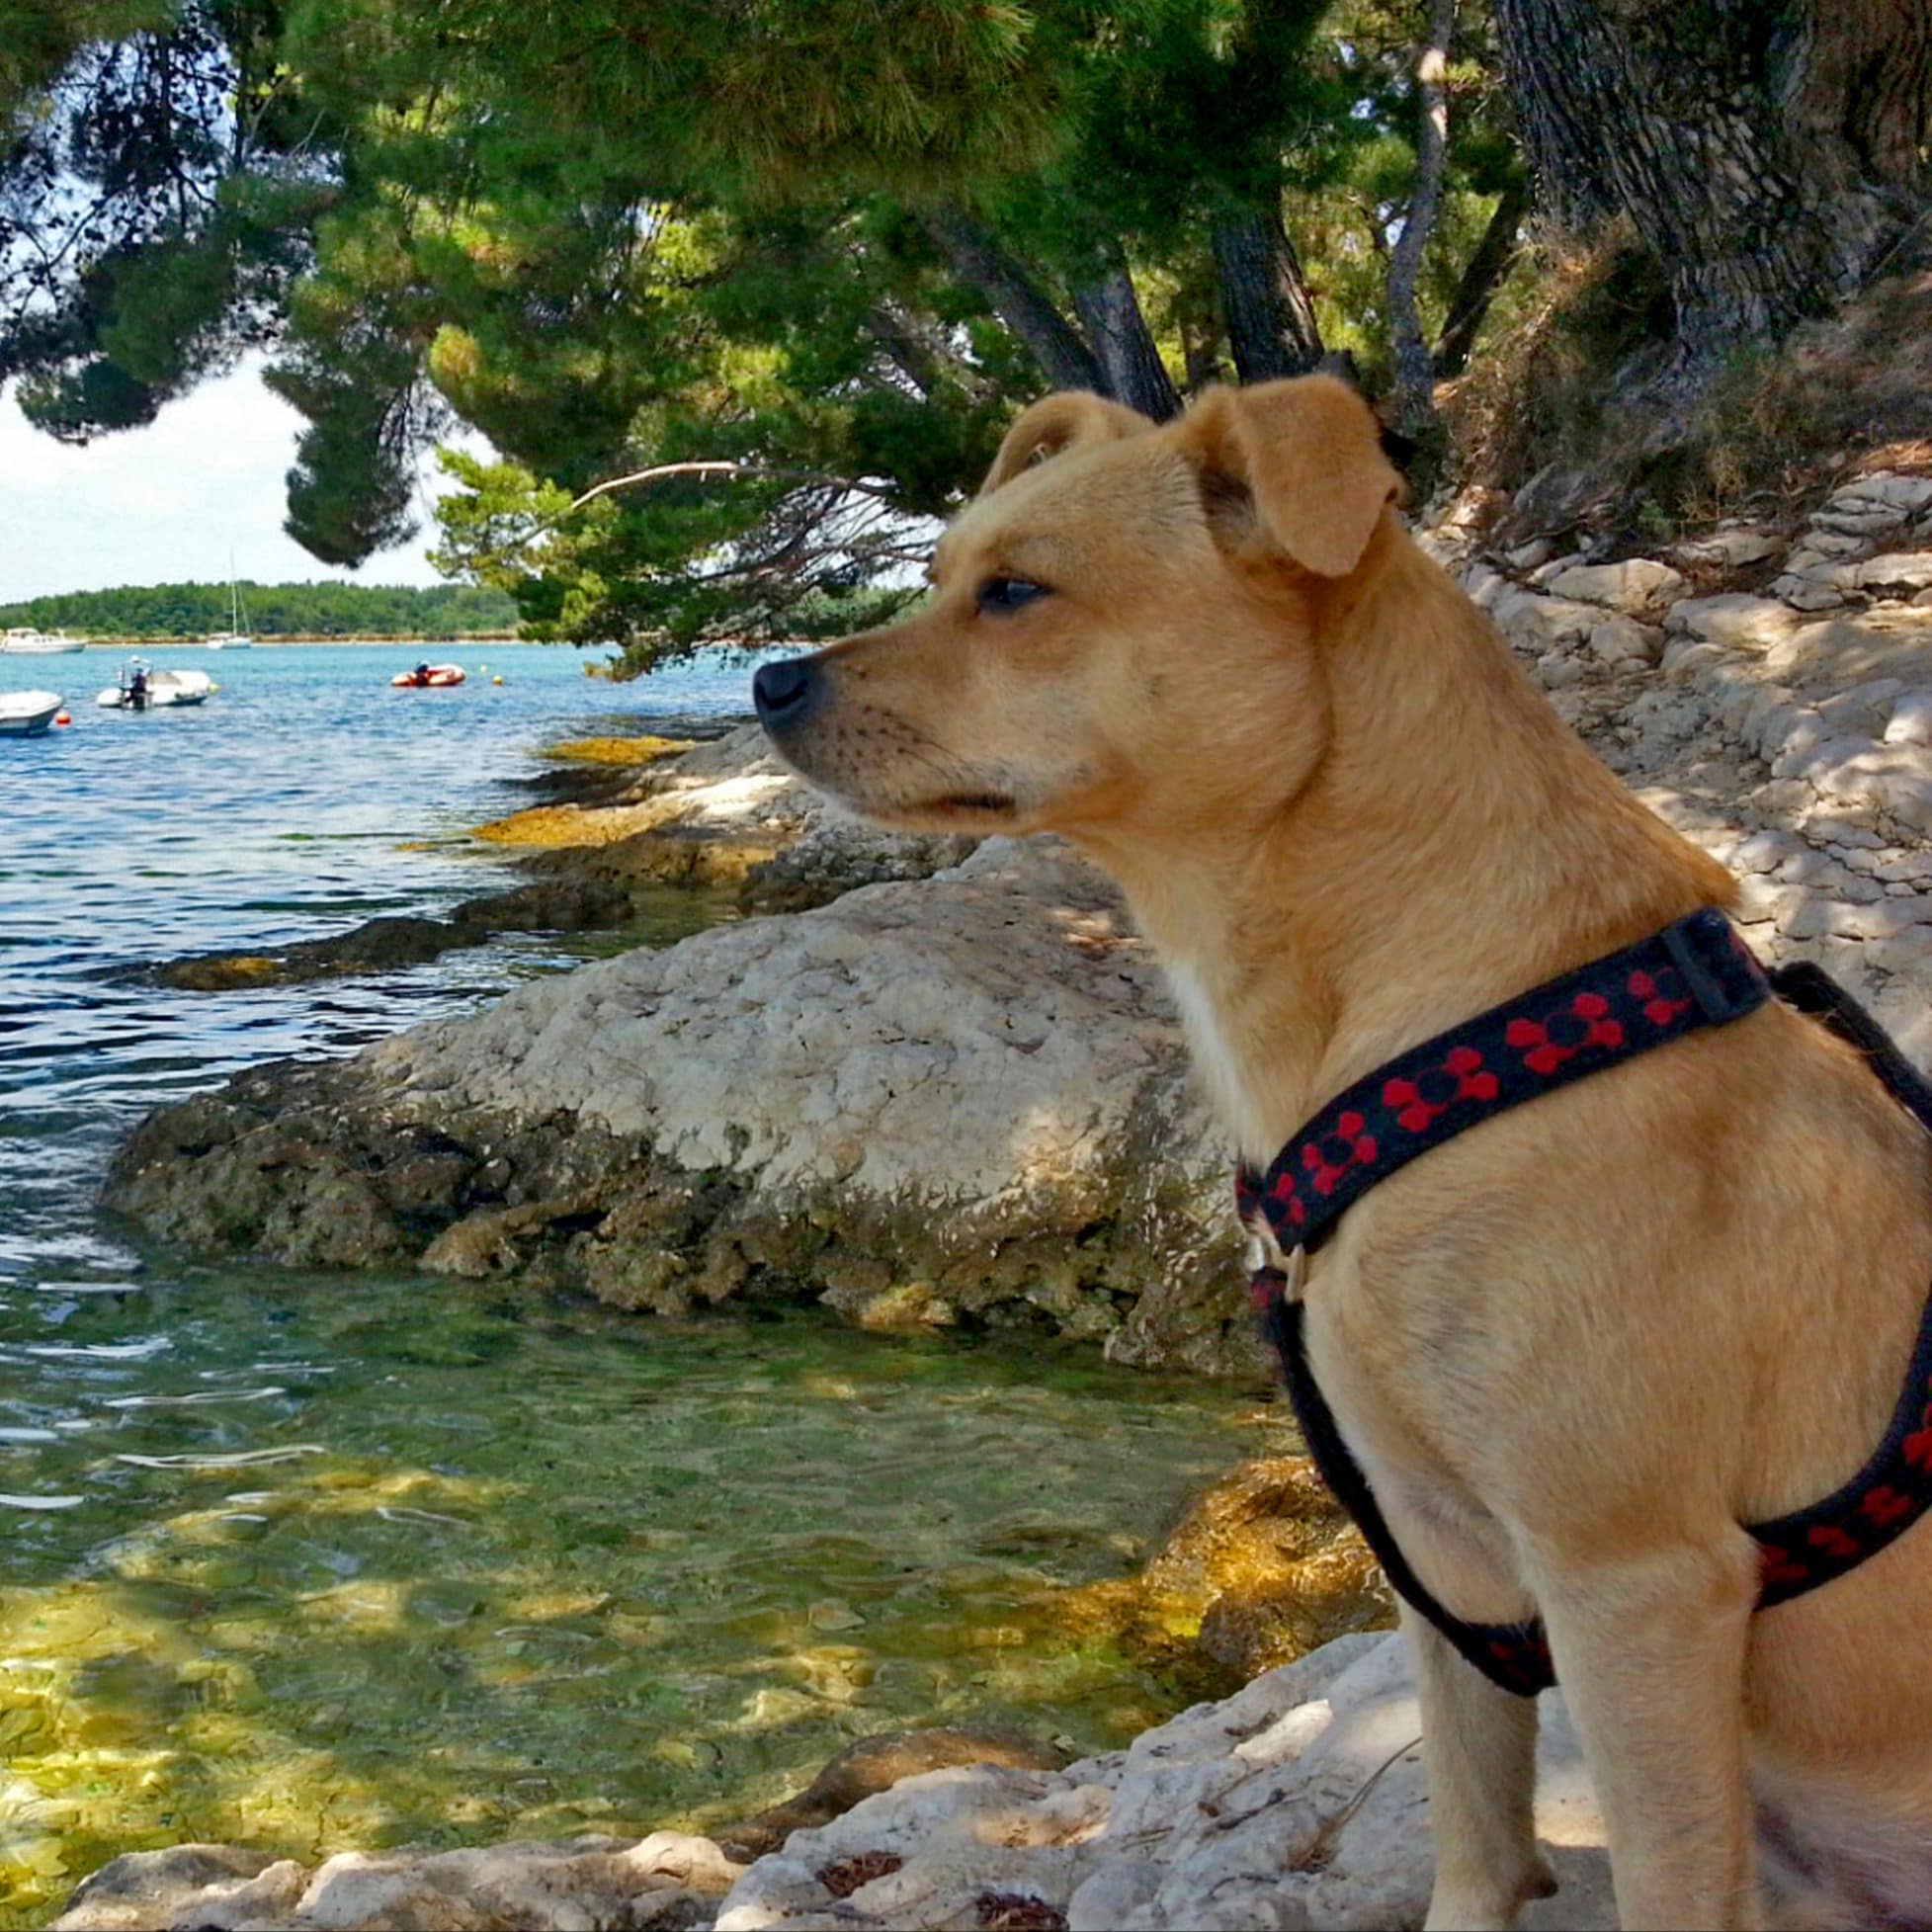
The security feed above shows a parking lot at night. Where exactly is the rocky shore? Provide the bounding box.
[77,462,1932,1927]
[110,788,1246,1371]
[55,1633,1614,1932]
[106,463,1932,1367]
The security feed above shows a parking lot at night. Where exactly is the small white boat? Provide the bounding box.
[206,567,254,648]
[0,690,62,735]
[2,627,85,655]
[97,663,214,711]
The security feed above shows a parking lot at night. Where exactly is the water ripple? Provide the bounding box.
[111,1445,327,1469]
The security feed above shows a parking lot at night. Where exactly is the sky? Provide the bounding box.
[0,357,461,603]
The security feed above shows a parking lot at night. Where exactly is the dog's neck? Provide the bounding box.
[1079,530,1733,1165]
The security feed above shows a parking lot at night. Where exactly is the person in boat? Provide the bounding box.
[126,661,148,712]
[412,661,432,687]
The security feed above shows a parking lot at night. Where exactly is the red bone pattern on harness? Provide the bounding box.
[1235,913,1932,1698]
[1383,1047,1498,1133]
[1629,966,1694,1027]
[1504,993,1623,1075]
[1302,1113,1377,1196]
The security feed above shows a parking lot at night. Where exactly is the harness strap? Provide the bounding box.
[1238,907,1769,1256]
[1240,922,1932,1697]
[1254,1273,1554,1695]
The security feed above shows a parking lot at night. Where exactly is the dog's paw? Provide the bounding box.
[1423,1858,1558,1931]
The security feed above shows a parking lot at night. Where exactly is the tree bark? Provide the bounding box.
[1492,0,1921,368]
[1386,0,1458,435]
[1785,0,1932,191]
[1212,204,1324,382]
[1070,252,1180,419]
[1174,275,1226,393]
[923,206,1104,393]
[1433,177,1527,378]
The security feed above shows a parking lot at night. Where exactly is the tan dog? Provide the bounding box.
[753,377,1932,1931]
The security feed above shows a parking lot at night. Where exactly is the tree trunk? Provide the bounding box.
[1433,178,1527,378]
[1492,0,1921,368]
[1785,0,1932,191]
[1386,0,1458,436]
[1070,253,1180,419]
[923,206,1104,393]
[1212,204,1324,382]
[1173,272,1226,393]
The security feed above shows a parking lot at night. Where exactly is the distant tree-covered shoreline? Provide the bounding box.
[0,581,522,640]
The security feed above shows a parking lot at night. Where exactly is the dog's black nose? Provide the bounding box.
[753,654,820,730]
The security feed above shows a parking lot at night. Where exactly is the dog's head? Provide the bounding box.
[753,376,1401,854]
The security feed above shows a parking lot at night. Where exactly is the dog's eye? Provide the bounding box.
[975,575,1050,615]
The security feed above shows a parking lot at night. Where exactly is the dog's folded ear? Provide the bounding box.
[1181,377,1402,578]
[977,391,1154,498]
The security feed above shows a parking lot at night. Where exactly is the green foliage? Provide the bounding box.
[0,578,520,637]
[0,0,173,124]
[2,0,1528,674]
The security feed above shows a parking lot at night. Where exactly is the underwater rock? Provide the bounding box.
[1138,1457,1390,1678]
[150,881,640,990]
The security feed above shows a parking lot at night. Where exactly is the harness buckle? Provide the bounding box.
[1660,909,1764,1026]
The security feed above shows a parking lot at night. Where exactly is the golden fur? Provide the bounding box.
[759,376,1932,1930]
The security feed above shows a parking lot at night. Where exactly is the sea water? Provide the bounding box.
[0,642,1274,1925]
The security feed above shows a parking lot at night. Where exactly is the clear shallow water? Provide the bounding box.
[0,642,1272,1924]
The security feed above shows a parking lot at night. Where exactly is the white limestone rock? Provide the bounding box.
[1543,557,1686,614]
[1859,552,1932,596]
[1461,560,1509,610]
[714,1634,1615,1932]
[110,833,1246,1369]
[1829,474,1932,515]
[1772,577,1851,613]
[1488,588,1602,653]
[1586,616,1664,667]
[1664,594,1800,651]
[55,1834,741,1932]
[1672,527,1783,569]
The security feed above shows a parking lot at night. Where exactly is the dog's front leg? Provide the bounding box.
[1410,1608,1554,1931]
[1533,1546,1763,1931]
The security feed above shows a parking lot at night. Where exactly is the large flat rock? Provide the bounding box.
[107,839,1248,1373]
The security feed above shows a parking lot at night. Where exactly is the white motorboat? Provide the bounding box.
[97,662,214,711]
[0,690,62,736]
[2,627,85,655]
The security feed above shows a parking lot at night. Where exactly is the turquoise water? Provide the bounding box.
[0,641,1275,1924]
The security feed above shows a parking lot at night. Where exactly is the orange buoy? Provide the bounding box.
[54,712,71,725]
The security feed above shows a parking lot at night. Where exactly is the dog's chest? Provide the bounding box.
[1164,962,1283,1160]
[1303,1270,1537,1627]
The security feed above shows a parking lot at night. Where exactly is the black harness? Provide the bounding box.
[1235,908,1932,1697]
